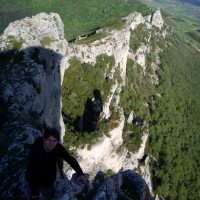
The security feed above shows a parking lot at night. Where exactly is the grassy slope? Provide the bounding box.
[0,0,149,40]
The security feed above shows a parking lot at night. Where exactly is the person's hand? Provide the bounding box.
[77,174,87,185]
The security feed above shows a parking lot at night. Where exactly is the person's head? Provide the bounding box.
[43,128,60,152]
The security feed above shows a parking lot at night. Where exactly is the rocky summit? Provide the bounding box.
[0,10,165,199]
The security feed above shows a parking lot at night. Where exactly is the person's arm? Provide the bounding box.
[57,143,84,177]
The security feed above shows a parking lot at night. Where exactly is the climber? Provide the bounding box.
[25,127,87,200]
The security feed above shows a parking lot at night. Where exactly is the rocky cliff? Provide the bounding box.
[64,8,165,196]
[0,10,166,199]
[0,13,67,199]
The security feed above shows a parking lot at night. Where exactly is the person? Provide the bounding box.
[25,128,87,200]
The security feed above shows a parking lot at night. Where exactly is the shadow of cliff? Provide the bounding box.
[74,89,103,133]
[0,46,63,199]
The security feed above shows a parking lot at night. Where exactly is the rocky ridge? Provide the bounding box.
[0,10,165,199]
[66,9,165,195]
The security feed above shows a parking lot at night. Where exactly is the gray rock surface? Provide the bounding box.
[53,170,152,200]
[0,13,67,199]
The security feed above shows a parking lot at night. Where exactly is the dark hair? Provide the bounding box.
[43,128,60,141]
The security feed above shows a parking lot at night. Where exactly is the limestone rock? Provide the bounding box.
[66,11,166,198]
[151,9,164,29]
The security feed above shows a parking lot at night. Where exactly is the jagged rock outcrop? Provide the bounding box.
[90,170,152,200]
[53,170,152,200]
[0,10,165,199]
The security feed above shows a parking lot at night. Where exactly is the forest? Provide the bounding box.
[147,33,200,199]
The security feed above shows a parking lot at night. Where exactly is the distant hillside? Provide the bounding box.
[140,0,200,47]
[176,0,200,6]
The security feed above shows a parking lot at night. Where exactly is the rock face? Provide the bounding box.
[0,12,68,134]
[66,9,165,196]
[0,10,165,199]
[53,170,152,200]
[90,170,152,200]
[0,13,67,199]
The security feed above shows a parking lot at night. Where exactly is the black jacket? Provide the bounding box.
[26,137,83,195]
